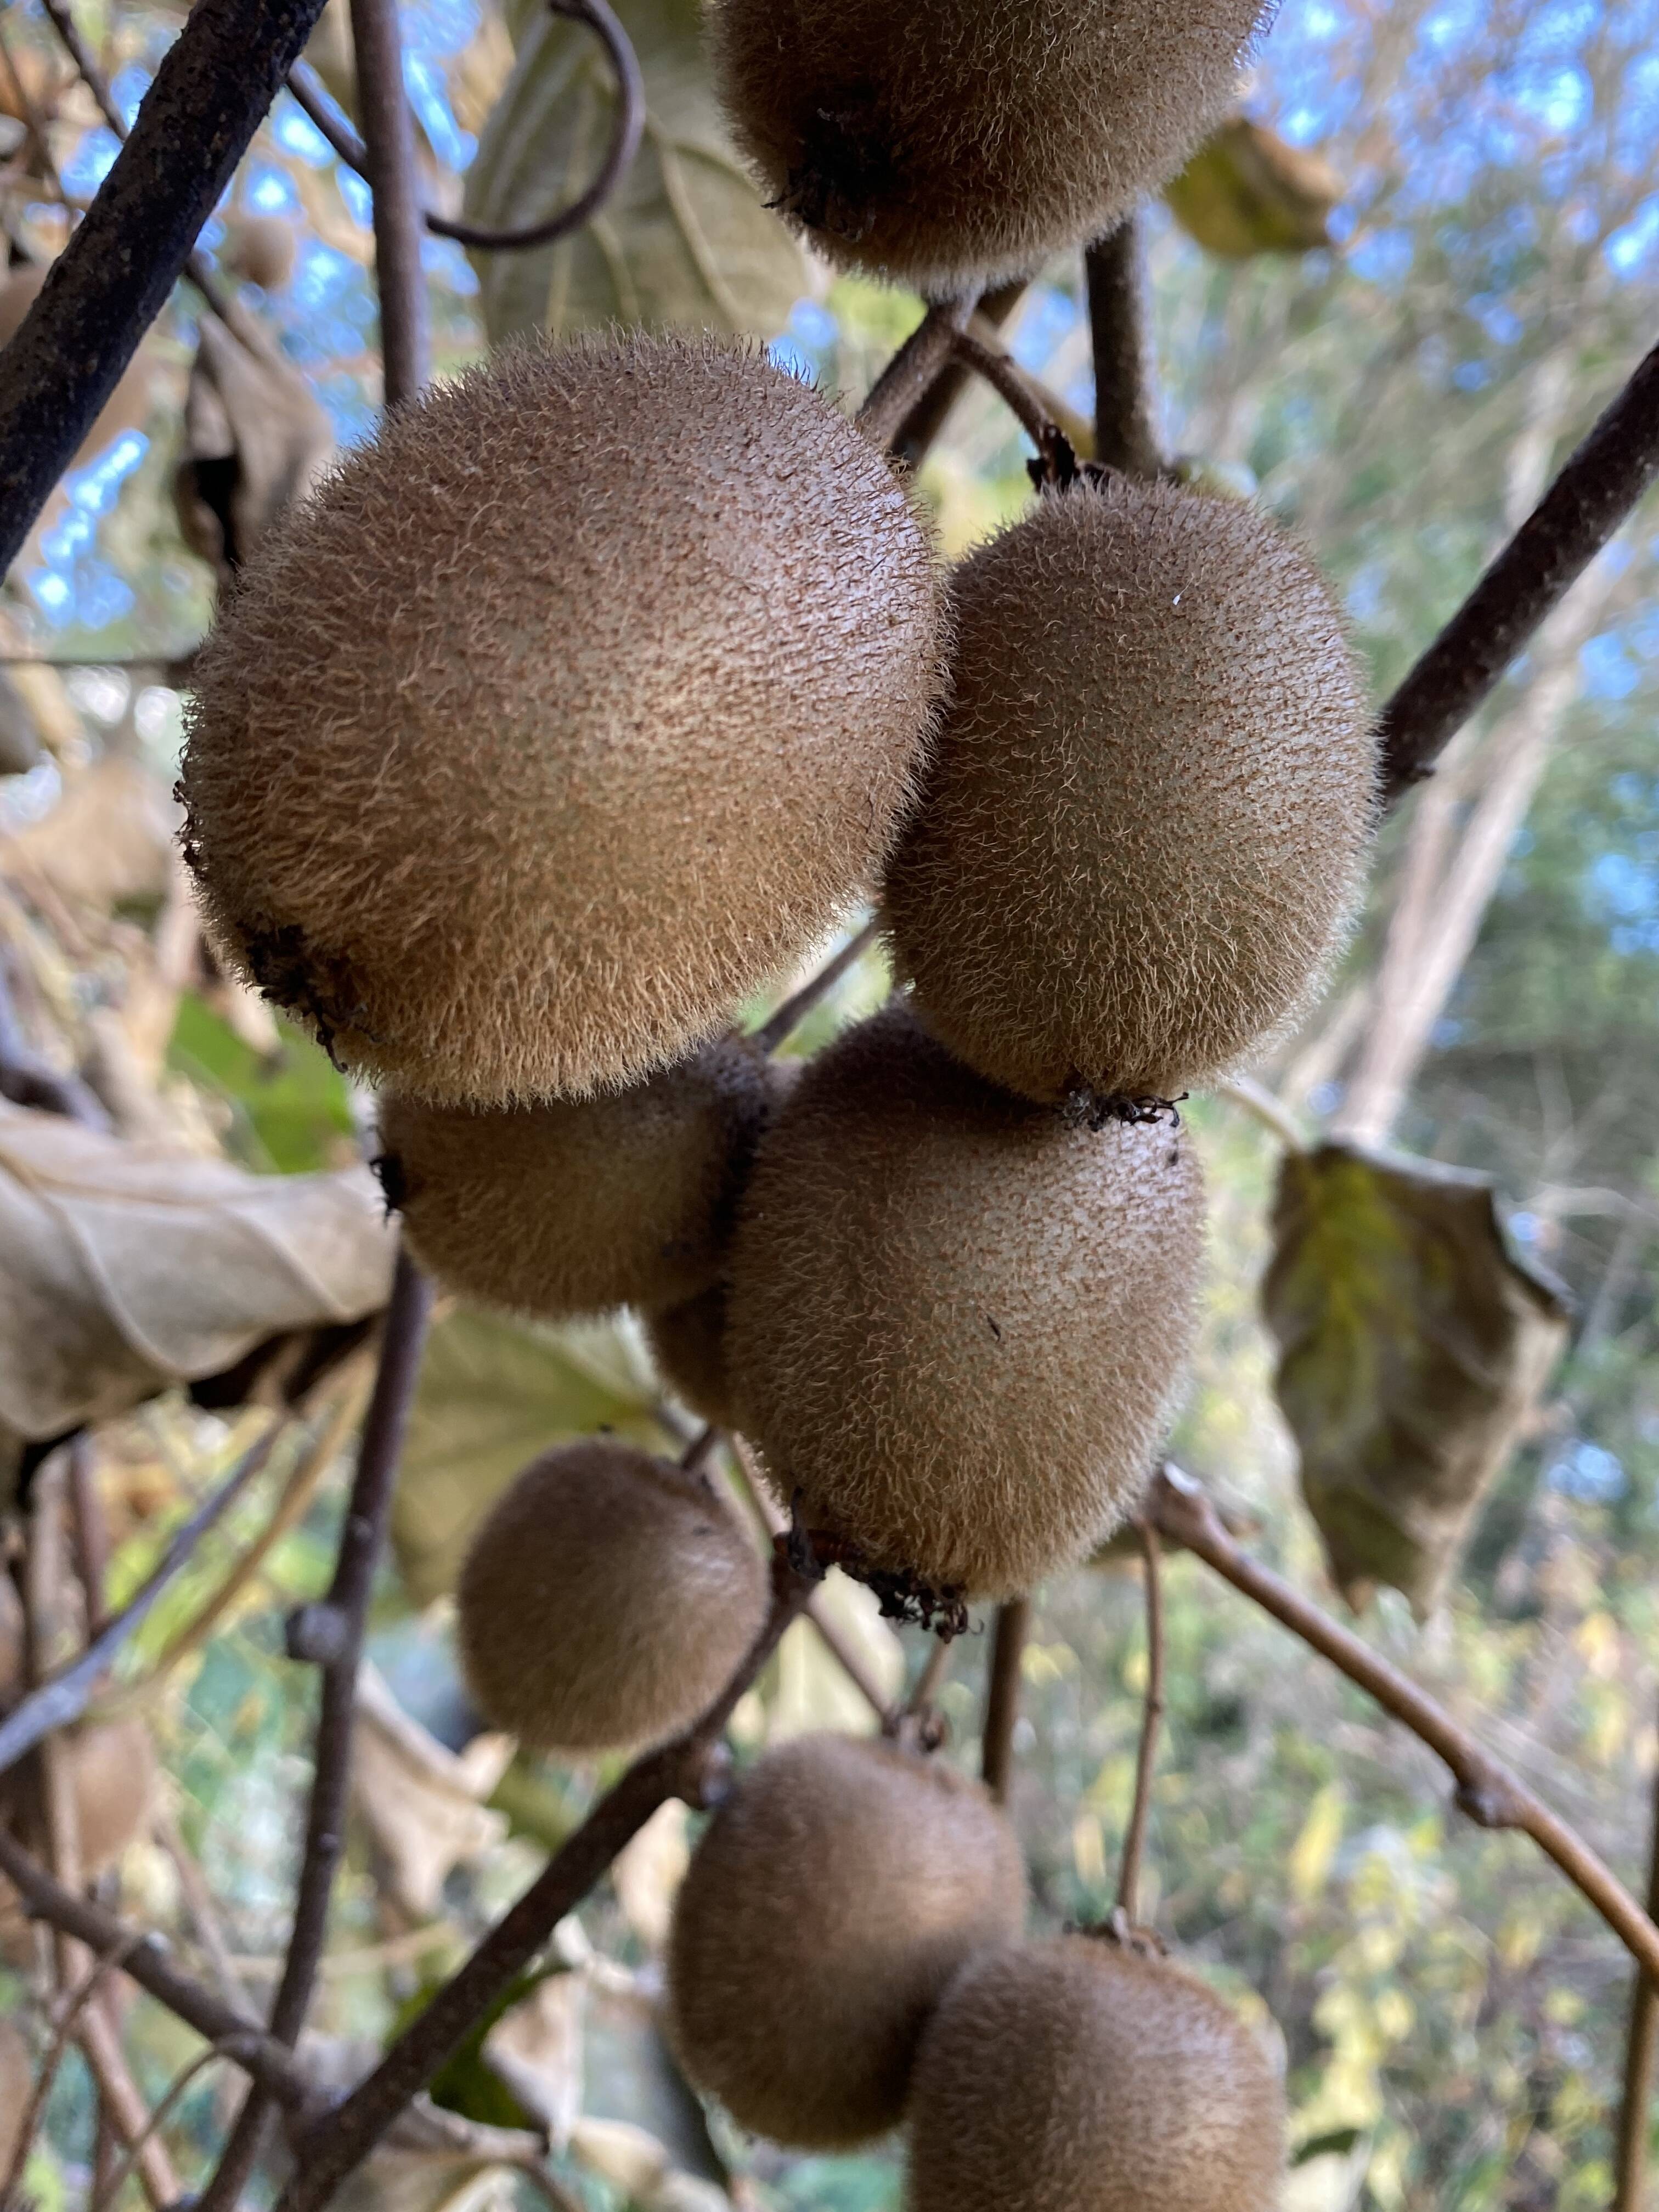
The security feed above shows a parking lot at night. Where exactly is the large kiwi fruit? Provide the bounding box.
[667,1731,1025,2146]
[380,1037,778,1319]
[645,1282,736,1427]
[455,1440,766,1752]
[885,476,1374,1106]
[708,0,1267,290]
[907,1935,1285,2211]
[179,332,945,1105]
[724,1005,1205,1598]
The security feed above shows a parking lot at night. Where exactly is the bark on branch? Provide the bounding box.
[0,0,331,570]
[1149,1465,1659,1979]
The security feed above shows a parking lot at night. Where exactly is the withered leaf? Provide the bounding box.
[1263,1142,1570,1616]
[0,1097,394,1453]
[463,0,804,345]
[351,1664,511,1918]
[174,315,334,586]
[1165,116,1342,259]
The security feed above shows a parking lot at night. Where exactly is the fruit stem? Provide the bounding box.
[1084,217,1164,480]
[857,296,980,451]
[1114,1522,1165,1927]
[980,1598,1030,1804]
[1612,1685,1659,2210]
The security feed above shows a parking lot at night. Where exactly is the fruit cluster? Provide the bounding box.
[177,2,1377,2197]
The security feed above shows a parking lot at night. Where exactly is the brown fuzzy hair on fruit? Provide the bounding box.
[667,1731,1025,2147]
[455,1440,766,1752]
[178,332,946,1105]
[724,1005,1205,1598]
[646,1281,737,1427]
[884,476,1374,1107]
[380,1037,778,1321]
[707,0,1267,291]
[907,1934,1285,2212]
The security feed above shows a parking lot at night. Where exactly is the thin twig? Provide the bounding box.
[205,1253,431,2209]
[905,1632,953,1717]
[1379,335,1659,800]
[856,298,979,451]
[287,0,645,255]
[1615,1705,1659,2209]
[0,0,331,568]
[891,280,1027,467]
[1215,1073,1308,1152]
[88,2041,244,2212]
[67,1434,109,1639]
[274,1557,816,2212]
[1114,1524,1164,1926]
[726,1437,894,1729]
[679,1421,720,1475]
[753,917,881,1054]
[980,1598,1029,1807]
[0,1931,148,2209]
[1084,217,1164,478]
[950,326,1076,479]
[0,1824,314,2106]
[36,0,234,319]
[0,1420,283,1779]
[1149,1465,1659,1977]
[0,953,111,1130]
[152,1798,254,2016]
[348,0,430,407]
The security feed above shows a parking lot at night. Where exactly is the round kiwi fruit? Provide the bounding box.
[380,1037,778,1320]
[226,213,297,291]
[907,1934,1285,2211]
[724,1005,1205,1598]
[179,332,946,1105]
[667,1731,1025,2146]
[884,476,1374,1106]
[455,1440,767,1752]
[646,1282,736,1427]
[708,0,1267,290]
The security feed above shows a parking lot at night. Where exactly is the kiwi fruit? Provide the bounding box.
[667,1731,1025,2147]
[380,1037,778,1320]
[0,265,150,461]
[708,0,1267,291]
[455,1440,767,1752]
[884,476,1374,1106]
[724,1005,1205,1598]
[179,331,946,1105]
[646,1282,736,1428]
[907,1935,1285,2211]
[226,213,297,291]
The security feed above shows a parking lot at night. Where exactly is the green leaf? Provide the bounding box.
[463,0,805,343]
[1262,1143,1571,1616]
[393,1305,676,1605]
[167,993,356,1174]
[1165,116,1342,259]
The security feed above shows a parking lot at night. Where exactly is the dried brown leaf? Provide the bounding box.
[1166,115,1343,258]
[0,1097,394,1450]
[1263,1142,1570,1615]
[351,1664,512,1918]
[175,317,335,585]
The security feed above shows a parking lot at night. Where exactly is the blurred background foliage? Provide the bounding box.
[2,0,1659,2202]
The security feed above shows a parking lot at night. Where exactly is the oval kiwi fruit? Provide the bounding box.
[179,331,946,1104]
[646,1282,737,1428]
[667,1731,1025,2146]
[226,213,296,291]
[708,0,1267,290]
[455,1440,766,1752]
[380,1037,778,1320]
[724,1005,1205,1598]
[884,476,1374,1106]
[907,1934,1285,2211]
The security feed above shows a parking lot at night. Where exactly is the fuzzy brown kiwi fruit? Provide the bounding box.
[455,1440,766,1752]
[379,1037,779,1319]
[225,213,297,291]
[667,1731,1025,2147]
[724,1005,1205,1598]
[884,476,1374,1107]
[179,332,946,1105]
[708,0,1267,291]
[906,1934,1285,2211]
[645,1282,736,1427]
